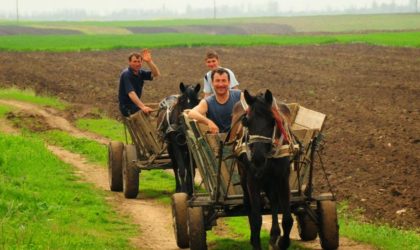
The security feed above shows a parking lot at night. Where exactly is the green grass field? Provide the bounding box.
[0,31,419,52]
[0,14,419,51]
[0,133,137,249]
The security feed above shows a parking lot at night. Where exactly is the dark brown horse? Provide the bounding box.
[157,82,200,196]
[230,89,293,250]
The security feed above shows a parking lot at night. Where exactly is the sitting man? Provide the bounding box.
[203,50,239,98]
[188,68,242,134]
[118,49,161,117]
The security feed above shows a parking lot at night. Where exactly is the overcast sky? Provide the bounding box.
[0,0,413,16]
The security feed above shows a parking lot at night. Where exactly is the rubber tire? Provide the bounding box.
[188,207,207,250]
[171,193,189,248]
[297,213,318,241]
[122,144,140,199]
[108,141,123,191]
[318,200,339,250]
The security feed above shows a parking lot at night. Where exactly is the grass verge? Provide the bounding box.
[0,105,12,118]
[76,117,127,142]
[338,202,420,250]
[0,88,67,110]
[0,133,136,249]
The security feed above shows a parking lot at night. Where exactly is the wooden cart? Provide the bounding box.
[108,105,172,199]
[171,104,339,250]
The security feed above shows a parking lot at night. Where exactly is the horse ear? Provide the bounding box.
[264,89,273,105]
[194,83,201,93]
[244,90,255,106]
[179,82,186,93]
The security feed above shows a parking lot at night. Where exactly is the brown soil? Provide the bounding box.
[0,25,82,35]
[127,24,295,35]
[0,44,419,232]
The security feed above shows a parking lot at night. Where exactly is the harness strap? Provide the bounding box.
[272,106,289,144]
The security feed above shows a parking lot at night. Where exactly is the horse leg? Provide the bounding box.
[167,143,181,192]
[238,157,250,213]
[247,176,263,250]
[266,185,281,250]
[185,147,194,196]
[278,160,293,250]
[176,150,187,193]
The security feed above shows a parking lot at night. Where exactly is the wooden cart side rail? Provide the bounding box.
[182,114,221,198]
[184,129,214,194]
[287,103,327,192]
[123,111,166,160]
[181,112,244,199]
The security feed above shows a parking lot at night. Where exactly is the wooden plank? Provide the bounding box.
[286,103,300,124]
[183,114,218,196]
[131,113,157,154]
[293,106,326,131]
[205,134,243,196]
[129,111,163,155]
[127,116,151,159]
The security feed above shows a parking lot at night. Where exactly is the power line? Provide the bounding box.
[213,0,216,19]
[16,0,19,23]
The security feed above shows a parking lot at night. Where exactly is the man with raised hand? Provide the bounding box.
[118,49,161,116]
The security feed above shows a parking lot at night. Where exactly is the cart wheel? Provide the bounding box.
[317,200,339,250]
[296,213,318,241]
[188,207,207,250]
[171,193,189,248]
[108,141,123,191]
[122,144,139,199]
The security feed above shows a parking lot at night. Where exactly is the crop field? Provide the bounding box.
[0,13,419,250]
[0,31,419,52]
[1,13,419,31]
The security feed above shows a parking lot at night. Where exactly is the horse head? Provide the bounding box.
[243,89,276,167]
[178,82,201,110]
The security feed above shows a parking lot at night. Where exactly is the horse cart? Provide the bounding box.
[171,103,339,250]
[108,104,172,198]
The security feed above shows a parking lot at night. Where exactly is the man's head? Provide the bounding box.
[128,52,143,72]
[205,51,220,70]
[211,68,230,96]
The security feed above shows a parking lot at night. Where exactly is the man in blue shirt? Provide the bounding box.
[119,49,161,116]
[188,68,242,134]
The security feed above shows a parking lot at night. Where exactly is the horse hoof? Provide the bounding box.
[269,242,279,250]
[277,236,290,250]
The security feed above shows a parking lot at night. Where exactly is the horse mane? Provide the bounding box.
[229,101,246,143]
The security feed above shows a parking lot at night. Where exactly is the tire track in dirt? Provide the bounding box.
[0,99,376,250]
[0,99,109,145]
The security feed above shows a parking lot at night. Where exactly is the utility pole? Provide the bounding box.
[213,0,216,19]
[16,0,19,23]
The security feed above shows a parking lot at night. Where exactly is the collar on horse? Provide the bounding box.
[230,97,298,160]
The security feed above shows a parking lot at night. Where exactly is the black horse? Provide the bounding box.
[157,82,200,196]
[230,89,293,250]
